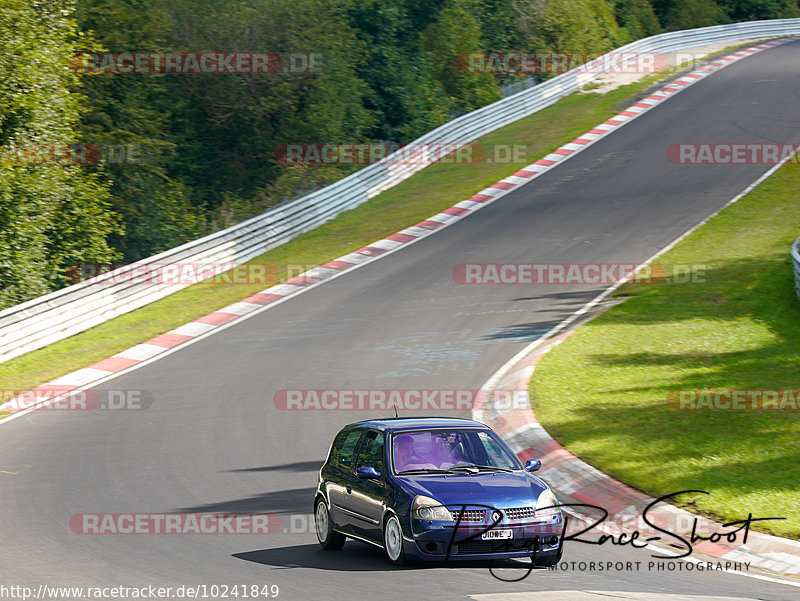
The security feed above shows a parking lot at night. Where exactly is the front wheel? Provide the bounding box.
[534,542,563,567]
[315,498,345,550]
[383,514,407,565]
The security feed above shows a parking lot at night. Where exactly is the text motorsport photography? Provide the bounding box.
[471,489,779,582]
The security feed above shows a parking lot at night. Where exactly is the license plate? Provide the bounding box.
[481,529,512,540]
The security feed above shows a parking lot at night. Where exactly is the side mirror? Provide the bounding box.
[357,466,381,479]
[524,459,542,473]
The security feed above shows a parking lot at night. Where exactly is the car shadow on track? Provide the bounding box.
[485,290,596,341]
[174,487,315,515]
[234,542,545,574]
[225,461,323,473]
[234,543,406,571]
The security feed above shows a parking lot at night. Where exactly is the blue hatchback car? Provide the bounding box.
[313,417,563,565]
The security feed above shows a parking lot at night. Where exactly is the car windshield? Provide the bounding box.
[392,429,520,473]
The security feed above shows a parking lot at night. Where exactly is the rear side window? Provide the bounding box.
[326,430,347,464]
[355,431,384,472]
[332,430,363,468]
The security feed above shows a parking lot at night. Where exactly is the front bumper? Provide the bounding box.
[406,512,563,562]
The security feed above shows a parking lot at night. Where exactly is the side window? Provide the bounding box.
[334,430,363,468]
[476,431,516,469]
[355,431,385,472]
[327,429,349,464]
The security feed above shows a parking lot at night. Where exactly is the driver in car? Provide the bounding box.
[393,434,438,472]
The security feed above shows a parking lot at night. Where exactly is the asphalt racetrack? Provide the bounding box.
[2,39,800,601]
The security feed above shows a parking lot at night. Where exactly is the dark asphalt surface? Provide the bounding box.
[2,40,800,600]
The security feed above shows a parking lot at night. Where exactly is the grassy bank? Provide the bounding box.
[531,162,800,538]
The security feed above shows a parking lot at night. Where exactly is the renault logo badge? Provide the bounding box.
[491,510,502,523]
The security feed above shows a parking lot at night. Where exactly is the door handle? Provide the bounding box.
[346,485,352,494]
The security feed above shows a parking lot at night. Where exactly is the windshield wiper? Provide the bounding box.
[447,464,513,473]
[397,468,452,475]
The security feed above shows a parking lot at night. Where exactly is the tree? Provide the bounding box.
[514,0,631,54]
[163,0,375,221]
[661,0,729,30]
[717,0,799,21]
[0,0,118,306]
[612,0,662,39]
[422,0,501,114]
[348,0,454,141]
[75,0,203,261]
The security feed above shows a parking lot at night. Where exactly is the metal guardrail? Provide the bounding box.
[793,236,800,302]
[2,19,800,365]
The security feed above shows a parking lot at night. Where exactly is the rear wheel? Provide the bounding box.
[315,498,345,550]
[383,514,406,565]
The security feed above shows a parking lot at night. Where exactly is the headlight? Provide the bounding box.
[412,495,452,521]
[535,489,560,516]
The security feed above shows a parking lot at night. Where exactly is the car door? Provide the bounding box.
[325,428,364,531]
[347,430,387,542]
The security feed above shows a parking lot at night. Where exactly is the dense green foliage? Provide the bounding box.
[1,0,798,307]
[0,0,119,306]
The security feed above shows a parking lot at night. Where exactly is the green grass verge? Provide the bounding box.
[531,162,800,539]
[0,52,741,414]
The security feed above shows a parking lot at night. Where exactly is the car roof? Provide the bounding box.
[341,417,490,433]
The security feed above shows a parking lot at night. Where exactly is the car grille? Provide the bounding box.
[454,539,536,554]
[504,506,537,521]
[449,509,485,522]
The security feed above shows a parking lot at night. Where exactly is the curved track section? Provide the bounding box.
[3,41,800,599]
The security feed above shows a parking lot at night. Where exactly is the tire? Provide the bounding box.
[382,514,407,566]
[534,554,559,567]
[315,498,345,550]
[534,543,563,567]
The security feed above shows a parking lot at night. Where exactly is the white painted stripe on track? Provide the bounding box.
[115,344,167,361]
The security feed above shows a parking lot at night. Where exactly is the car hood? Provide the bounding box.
[398,471,548,508]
